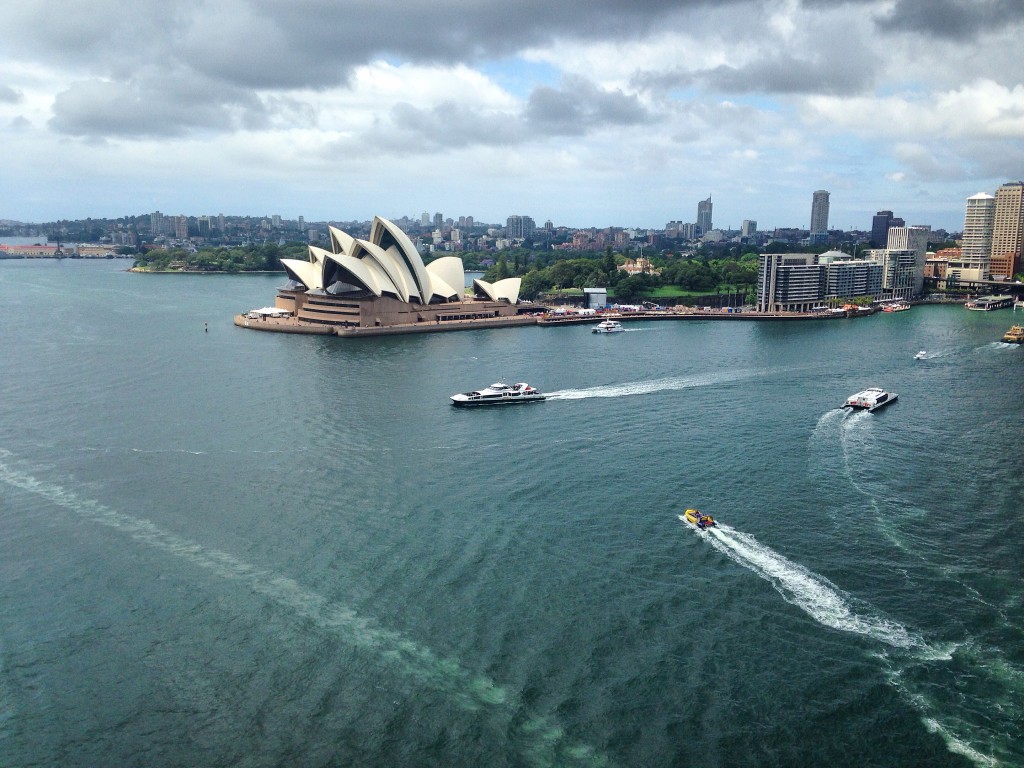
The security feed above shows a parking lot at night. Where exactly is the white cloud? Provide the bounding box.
[0,0,1022,230]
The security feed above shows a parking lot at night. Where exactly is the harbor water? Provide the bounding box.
[0,260,1021,767]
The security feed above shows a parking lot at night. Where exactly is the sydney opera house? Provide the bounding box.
[248,216,529,334]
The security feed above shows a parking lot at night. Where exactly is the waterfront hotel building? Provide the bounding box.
[273,216,523,329]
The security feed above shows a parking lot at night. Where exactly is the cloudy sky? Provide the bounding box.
[1,0,1022,231]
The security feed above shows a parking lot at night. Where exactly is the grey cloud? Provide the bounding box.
[359,78,656,155]
[2,0,1019,96]
[48,71,270,139]
[525,78,655,136]
[368,101,523,153]
[700,52,879,96]
[873,0,1020,40]
[0,85,22,103]
[1,0,746,92]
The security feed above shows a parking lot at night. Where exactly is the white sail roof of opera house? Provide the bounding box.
[279,216,470,305]
[473,277,522,304]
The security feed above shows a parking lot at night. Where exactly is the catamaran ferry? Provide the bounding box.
[843,387,898,412]
[450,382,546,407]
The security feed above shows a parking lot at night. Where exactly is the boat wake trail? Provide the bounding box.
[684,519,1019,767]
[0,450,604,767]
[691,521,919,648]
[547,369,756,400]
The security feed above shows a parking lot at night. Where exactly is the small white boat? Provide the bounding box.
[843,387,898,412]
[914,350,927,360]
[450,382,546,407]
[592,319,624,334]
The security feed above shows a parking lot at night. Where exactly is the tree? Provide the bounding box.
[495,254,510,280]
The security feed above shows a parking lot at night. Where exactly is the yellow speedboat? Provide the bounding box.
[681,508,716,529]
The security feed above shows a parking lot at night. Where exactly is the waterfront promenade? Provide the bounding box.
[234,305,876,337]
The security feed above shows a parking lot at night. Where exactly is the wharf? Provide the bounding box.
[536,308,870,326]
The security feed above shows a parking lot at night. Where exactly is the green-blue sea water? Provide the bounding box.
[1,260,1021,767]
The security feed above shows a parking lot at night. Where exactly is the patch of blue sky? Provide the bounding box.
[874,80,932,98]
[666,86,789,116]
[478,58,561,98]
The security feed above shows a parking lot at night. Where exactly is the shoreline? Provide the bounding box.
[233,306,885,337]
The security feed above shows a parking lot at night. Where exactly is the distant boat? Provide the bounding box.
[965,296,1014,311]
[914,350,927,360]
[882,301,911,312]
[592,319,624,334]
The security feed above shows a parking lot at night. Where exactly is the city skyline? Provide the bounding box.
[1,1,1022,232]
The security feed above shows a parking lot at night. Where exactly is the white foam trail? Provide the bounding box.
[923,718,999,767]
[691,522,918,648]
[0,452,603,766]
[547,369,756,400]
[981,342,1016,351]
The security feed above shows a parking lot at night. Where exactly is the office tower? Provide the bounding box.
[175,215,189,239]
[991,181,1024,279]
[961,193,996,275]
[871,211,893,247]
[886,225,930,254]
[272,214,282,227]
[741,220,757,237]
[697,196,713,235]
[810,190,830,241]
[433,212,443,228]
[421,211,430,227]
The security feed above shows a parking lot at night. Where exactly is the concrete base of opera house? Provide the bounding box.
[233,313,539,336]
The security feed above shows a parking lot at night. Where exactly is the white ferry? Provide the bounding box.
[965,295,1014,311]
[450,382,546,407]
[842,387,898,412]
[592,319,625,333]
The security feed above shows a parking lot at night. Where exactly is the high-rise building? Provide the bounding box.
[810,190,830,242]
[433,212,443,228]
[697,196,713,235]
[871,210,894,247]
[990,181,1024,279]
[421,211,430,227]
[886,225,930,253]
[506,215,536,239]
[960,192,996,277]
[175,215,189,240]
[741,220,757,237]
